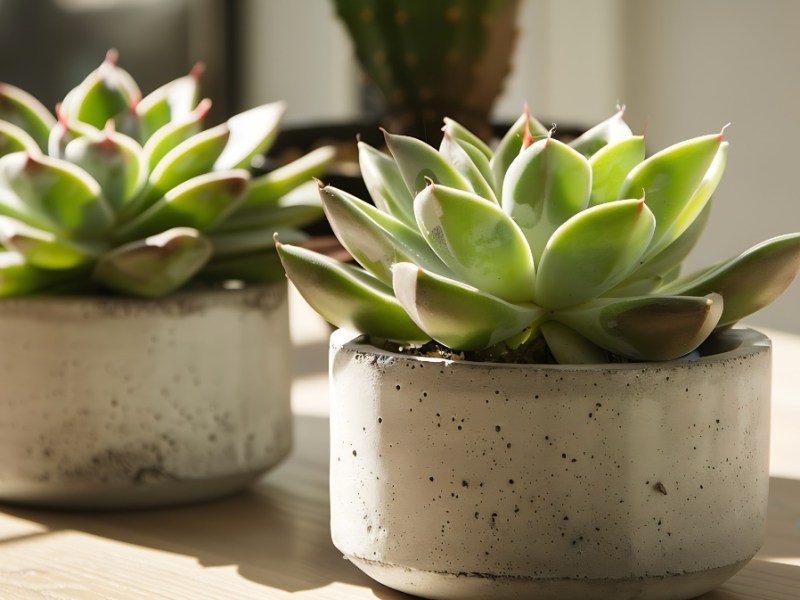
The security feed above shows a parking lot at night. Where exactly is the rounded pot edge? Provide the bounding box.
[328,327,772,600]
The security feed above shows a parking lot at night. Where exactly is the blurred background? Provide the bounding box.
[1,0,798,333]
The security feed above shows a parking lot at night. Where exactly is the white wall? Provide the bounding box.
[241,0,800,333]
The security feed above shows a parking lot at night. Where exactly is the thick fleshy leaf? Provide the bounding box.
[392,262,544,351]
[414,183,535,302]
[217,183,323,232]
[136,64,203,141]
[242,145,335,210]
[116,170,249,242]
[64,124,147,211]
[48,111,99,159]
[662,233,800,328]
[623,200,712,285]
[569,107,633,158]
[384,130,470,196]
[66,50,141,130]
[0,251,64,296]
[653,142,728,262]
[277,241,428,342]
[502,136,592,261]
[123,123,231,218]
[442,117,493,161]
[0,120,40,157]
[213,102,285,171]
[438,132,496,202]
[141,98,211,172]
[553,294,723,361]
[540,321,610,364]
[535,199,655,308]
[0,82,56,151]
[0,216,102,269]
[358,141,415,227]
[93,227,212,297]
[619,132,725,260]
[588,136,645,206]
[320,183,446,283]
[490,109,549,196]
[0,152,114,237]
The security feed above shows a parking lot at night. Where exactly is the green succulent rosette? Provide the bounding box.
[0,50,333,297]
[278,107,800,363]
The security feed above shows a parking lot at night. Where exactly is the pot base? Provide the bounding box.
[348,555,751,600]
[0,465,281,510]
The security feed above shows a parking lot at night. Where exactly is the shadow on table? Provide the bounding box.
[1,414,413,599]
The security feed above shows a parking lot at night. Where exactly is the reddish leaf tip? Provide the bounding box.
[190,62,205,80]
[104,48,119,65]
[719,123,731,140]
[194,98,212,121]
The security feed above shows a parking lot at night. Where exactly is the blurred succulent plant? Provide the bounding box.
[277,107,800,363]
[332,0,519,143]
[0,50,333,297]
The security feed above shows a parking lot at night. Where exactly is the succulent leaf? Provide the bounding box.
[66,51,141,130]
[569,106,633,158]
[553,294,723,361]
[0,250,65,295]
[242,145,335,210]
[0,82,56,152]
[141,98,210,172]
[116,170,249,242]
[64,124,147,212]
[209,226,306,258]
[535,199,655,308]
[414,183,535,302]
[0,216,102,269]
[0,151,114,237]
[213,102,286,171]
[384,130,470,196]
[620,200,712,287]
[619,132,724,260]
[540,321,610,364]
[358,141,416,227]
[442,117,493,160]
[136,65,202,141]
[438,132,497,203]
[219,184,324,232]
[662,233,800,328]
[320,183,447,284]
[0,120,40,157]
[392,262,544,351]
[502,136,592,261]
[48,110,99,159]
[490,109,549,195]
[277,241,429,342]
[588,136,645,206]
[92,227,212,297]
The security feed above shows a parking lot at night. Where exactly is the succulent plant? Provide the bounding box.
[277,107,800,363]
[332,0,519,142]
[0,50,333,297]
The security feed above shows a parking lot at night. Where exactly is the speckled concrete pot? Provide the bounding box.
[0,283,292,509]
[329,328,771,600]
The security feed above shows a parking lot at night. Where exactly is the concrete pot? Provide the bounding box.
[329,328,771,600]
[0,283,292,509]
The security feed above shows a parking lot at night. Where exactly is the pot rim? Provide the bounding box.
[332,326,771,372]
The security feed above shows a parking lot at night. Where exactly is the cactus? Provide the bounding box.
[277,107,800,363]
[0,51,333,297]
[332,0,519,143]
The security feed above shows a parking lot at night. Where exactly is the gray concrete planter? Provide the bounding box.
[329,328,771,600]
[0,282,292,509]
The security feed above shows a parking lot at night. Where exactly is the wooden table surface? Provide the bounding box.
[1,298,798,599]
